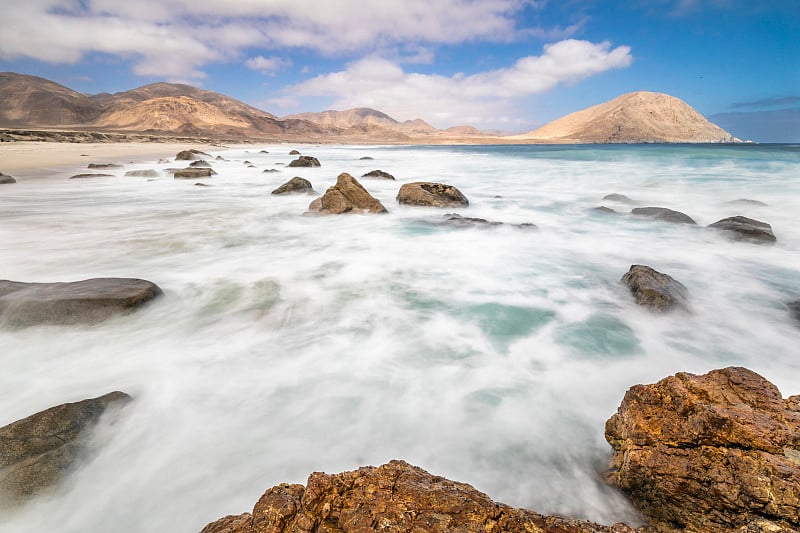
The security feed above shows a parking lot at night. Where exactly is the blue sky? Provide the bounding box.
[0,0,798,141]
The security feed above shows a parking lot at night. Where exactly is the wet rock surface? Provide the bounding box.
[0,392,132,507]
[621,265,689,312]
[604,193,636,204]
[69,173,113,179]
[306,173,386,214]
[708,216,776,243]
[124,169,159,177]
[397,182,469,207]
[87,163,122,169]
[631,207,696,224]
[606,367,800,533]
[361,169,395,180]
[288,156,320,168]
[176,149,211,161]
[271,177,313,195]
[189,160,212,168]
[174,168,216,179]
[200,460,642,533]
[0,172,16,184]
[0,278,162,327]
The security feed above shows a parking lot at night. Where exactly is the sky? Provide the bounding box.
[0,0,798,141]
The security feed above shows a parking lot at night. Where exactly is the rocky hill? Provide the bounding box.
[0,72,101,127]
[284,107,439,136]
[517,91,737,143]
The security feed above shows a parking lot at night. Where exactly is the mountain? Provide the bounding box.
[284,108,439,136]
[0,72,101,126]
[517,91,737,143]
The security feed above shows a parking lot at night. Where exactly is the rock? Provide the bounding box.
[0,392,131,507]
[361,169,395,180]
[259,150,269,154]
[603,193,635,204]
[195,183,210,187]
[289,149,301,155]
[287,156,320,168]
[215,156,225,161]
[262,169,280,173]
[0,172,16,184]
[594,206,617,214]
[271,177,313,195]
[243,161,252,165]
[124,169,159,177]
[708,216,777,243]
[0,278,162,327]
[175,149,211,161]
[725,199,768,207]
[359,156,374,160]
[631,207,696,224]
[247,165,256,168]
[621,265,689,312]
[68,173,113,179]
[788,301,800,323]
[189,160,212,168]
[606,367,800,533]
[397,182,469,207]
[174,168,216,179]
[87,163,121,169]
[305,173,387,214]
[442,213,503,227]
[199,460,641,533]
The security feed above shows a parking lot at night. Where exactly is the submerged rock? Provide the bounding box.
[606,367,800,533]
[725,199,768,207]
[0,391,132,507]
[288,156,320,168]
[215,156,225,161]
[271,177,313,195]
[87,163,122,169]
[359,156,374,160]
[174,168,216,179]
[0,172,16,184]
[262,169,280,173]
[442,213,503,227]
[306,173,386,214]
[594,206,617,214]
[0,278,162,327]
[68,173,113,179]
[361,169,395,180]
[397,182,469,207]
[603,193,636,204]
[259,150,269,154]
[189,160,212,168]
[124,169,159,178]
[621,265,689,312]
[708,216,776,243]
[199,460,640,533]
[788,300,800,323]
[175,149,211,161]
[631,207,696,224]
[289,149,301,155]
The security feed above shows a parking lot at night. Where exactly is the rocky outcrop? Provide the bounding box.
[361,169,395,180]
[631,207,696,225]
[397,182,469,207]
[87,163,122,169]
[176,149,211,161]
[69,173,113,179]
[0,391,132,507]
[288,156,320,168]
[306,173,387,214]
[606,367,800,533]
[271,177,313,195]
[200,460,640,533]
[621,265,688,312]
[0,172,16,184]
[0,278,162,327]
[174,168,216,179]
[708,216,776,243]
[124,169,159,177]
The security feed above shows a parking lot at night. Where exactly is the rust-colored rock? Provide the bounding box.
[288,156,320,167]
[306,173,387,214]
[605,367,800,533]
[200,460,642,533]
[621,265,689,312]
[271,177,313,195]
[397,182,469,207]
[174,167,216,179]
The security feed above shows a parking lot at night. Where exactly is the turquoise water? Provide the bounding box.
[1,143,799,531]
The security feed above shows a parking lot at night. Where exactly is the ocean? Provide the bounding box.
[1,143,799,531]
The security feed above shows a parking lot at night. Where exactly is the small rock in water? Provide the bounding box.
[215,155,225,161]
[87,163,122,169]
[124,169,159,177]
[708,215,776,243]
[272,177,313,195]
[288,156,320,168]
[259,150,269,154]
[603,193,635,204]
[442,213,502,227]
[593,206,617,214]
[175,149,211,161]
[725,198,768,207]
[0,172,16,184]
[362,169,395,180]
[305,173,386,214]
[397,182,469,207]
[631,206,696,224]
[69,173,113,179]
[174,168,215,179]
[289,149,301,155]
[789,301,800,323]
[189,160,212,168]
[195,183,210,187]
[243,161,252,165]
[359,156,374,160]
[621,264,689,312]
[262,169,280,173]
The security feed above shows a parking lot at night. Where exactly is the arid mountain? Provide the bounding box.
[517,91,736,143]
[0,72,101,126]
[285,108,439,136]
[443,125,486,136]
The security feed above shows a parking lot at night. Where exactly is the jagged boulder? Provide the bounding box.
[288,156,320,168]
[708,216,776,243]
[271,177,313,195]
[306,173,386,214]
[397,182,469,207]
[200,460,640,533]
[174,168,216,179]
[175,149,211,161]
[0,392,132,507]
[361,169,395,180]
[631,207,696,225]
[0,278,162,327]
[0,172,16,184]
[621,265,689,312]
[606,367,800,533]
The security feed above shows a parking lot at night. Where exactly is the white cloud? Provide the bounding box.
[282,40,632,128]
[245,55,292,74]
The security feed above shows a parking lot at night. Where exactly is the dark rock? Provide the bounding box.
[175,149,211,161]
[68,173,113,179]
[189,160,212,168]
[361,169,395,180]
[87,163,122,169]
[195,183,210,187]
[0,278,163,327]
[359,156,374,160]
[606,367,800,533]
[288,156,320,168]
[262,169,280,173]
[124,169,159,178]
[0,172,16,184]
[603,193,635,204]
[259,150,269,154]
[289,149,301,155]
[787,301,800,323]
[174,168,216,179]
[199,460,641,533]
[215,156,225,161]
[243,161,252,165]
[631,207,696,224]
[247,165,256,168]
[442,213,502,227]
[397,182,469,207]
[594,206,617,214]
[305,173,386,214]
[271,177,313,195]
[0,392,132,507]
[621,265,689,312]
[725,199,768,207]
[708,216,776,243]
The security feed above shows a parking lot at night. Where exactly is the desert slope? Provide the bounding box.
[518,91,737,143]
[0,72,101,127]
[285,108,439,136]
